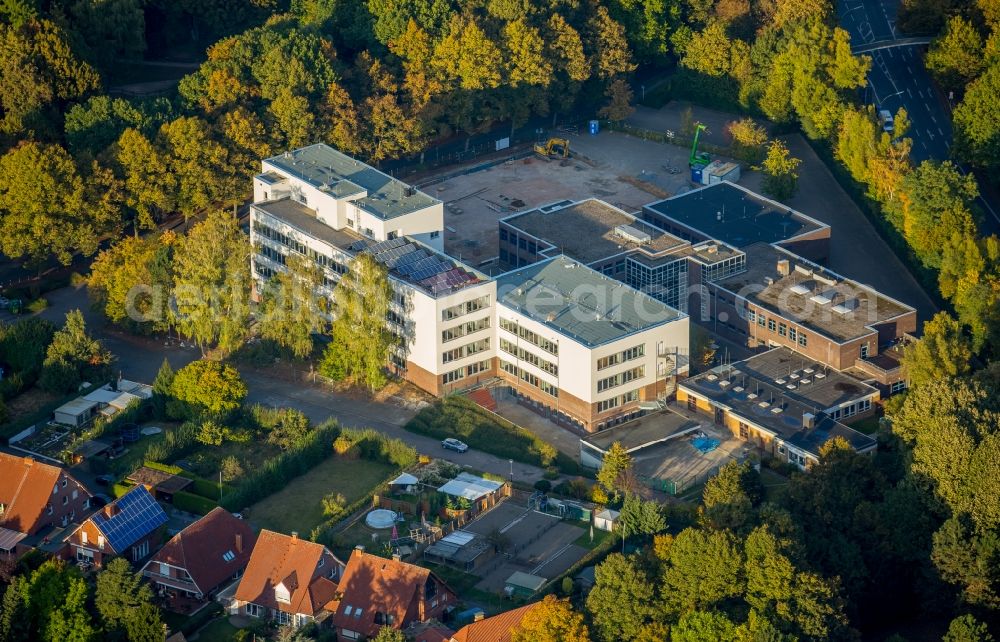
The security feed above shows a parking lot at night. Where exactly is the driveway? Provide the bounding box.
[240,369,547,484]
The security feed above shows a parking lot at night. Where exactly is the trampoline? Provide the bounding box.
[691,437,720,454]
[365,509,398,529]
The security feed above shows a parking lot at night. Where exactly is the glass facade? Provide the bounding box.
[625,257,688,312]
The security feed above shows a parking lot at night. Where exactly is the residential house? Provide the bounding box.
[330,547,457,640]
[0,453,92,557]
[449,603,540,642]
[68,485,167,567]
[141,507,256,609]
[231,530,345,628]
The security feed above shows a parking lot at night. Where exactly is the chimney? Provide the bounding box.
[290,531,298,541]
[392,552,401,562]
[777,259,790,276]
[803,412,815,430]
[473,611,485,622]
[355,545,365,556]
[235,533,243,553]
[103,504,118,518]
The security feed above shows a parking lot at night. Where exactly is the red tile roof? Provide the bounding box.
[330,548,454,638]
[144,507,257,594]
[234,530,343,617]
[0,453,65,535]
[450,604,540,642]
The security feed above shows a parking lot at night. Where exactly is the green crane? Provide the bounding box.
[689,123,710,167]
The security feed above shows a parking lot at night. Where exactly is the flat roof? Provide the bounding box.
[645,182,828,247]
[437,473,504,502]
[581,409,702,452]
[54,398,98,417]
[679,347,877,456]
[496,256,684,348]
[715,243,915,343]
[503,199,688,264]
[264,144,439,220]
[252,199,486,297]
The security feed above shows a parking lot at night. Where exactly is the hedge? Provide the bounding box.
[111,482,133,498]
[405,396,580,475]
[173,490,219,515]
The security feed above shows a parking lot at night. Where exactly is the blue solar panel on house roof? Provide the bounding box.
[91,485,167,553]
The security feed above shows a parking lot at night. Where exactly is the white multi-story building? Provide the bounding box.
[495,256,689,432]
[249,145,690,430]
[254,144,444,251]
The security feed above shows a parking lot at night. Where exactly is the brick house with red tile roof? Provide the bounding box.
[231,530,345,628]
[0,453,92,557]
[330,547,456,640]
[449,603,540,642]
[141,507,257,606]
[68,485,167,568]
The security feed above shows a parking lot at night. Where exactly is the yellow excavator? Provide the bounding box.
[534,137,570,160]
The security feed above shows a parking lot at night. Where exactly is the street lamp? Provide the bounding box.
[509,459,513,482]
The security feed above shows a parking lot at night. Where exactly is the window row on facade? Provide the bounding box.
[597,366,645,392]
[498,318,559,355]
[596,344,645,371]
[499,359,559,397]
[498,338,558,376]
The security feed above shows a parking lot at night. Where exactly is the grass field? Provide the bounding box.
[250,456,395,535]
[190,617,240,642]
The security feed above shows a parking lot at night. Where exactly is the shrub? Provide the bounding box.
[26,298,48,313]
[111,482,133,498]
[534,480,552,493]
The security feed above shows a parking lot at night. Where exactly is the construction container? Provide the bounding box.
[690,164,705,184]
[588,120,600,135]
[707,161,741,185]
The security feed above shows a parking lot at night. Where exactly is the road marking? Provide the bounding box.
[939,127,944,136]
[907,88,913,98]
[926,129,934,140]
[930,114,937,123]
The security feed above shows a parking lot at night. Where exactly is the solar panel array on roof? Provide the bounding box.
[91,486,168,553]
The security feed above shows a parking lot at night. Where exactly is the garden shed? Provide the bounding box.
[594,509,620,532]
[53,398,100,428]
[504,571,547,598]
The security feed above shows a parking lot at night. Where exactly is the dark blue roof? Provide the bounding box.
[91,486,167,553]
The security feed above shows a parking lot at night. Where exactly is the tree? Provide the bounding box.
[150,358,175,420]
[44,575,94,642]
[0,142,122,266]
[95,558,158,635]
[221,455,244,482]
[256,253,328,359]
[39,310,114,393]
[431,16,503,91]
[0,576,28,642]
[894,160,978,269]
[512,595,591,642]
[114,128,176,230]
[662,528,743,613]
[926,16,985,91]
[505,20,553,87]
[933,516,1000,608]
[265,408,311,450]
[944,614,996,642]
[586,553,666,641]
[88,233,175,332]
[64,96,148,159]
[728,118,768,163]
[172,210,251,355]
[371,626,406,642]
[159,117,233,217]
[0,19,100,136]
[590,6,637,79]
[954,64,1000,169]
[596,441,634,502]
[66,0,145,67]
[122,603,164,642]
[902,312,974,386]
[598,79,635,122]
[761,139,800,200]
[547,14,590,83]
[672,610,737,642]
[701,459,761,532]
[170,360,247,420]
[618,494,667,540]
[318,253,395,391]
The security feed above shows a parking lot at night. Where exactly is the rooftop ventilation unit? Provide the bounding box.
[719,380,731,388]
[706,374,718,381]
[810,291,834,305]
[832,299,858,315]
[794,265,813,276]
[404,186,416,197]
[815,372,826,379]
[747,392,758,399]
[758,401,770,408]
[733,386,744,393]
[770,407,784,414]
[785,384,796,390]
[776,378,786,385]
[799,378,811,385]
[614,224,652,245]
[790,284,811,296]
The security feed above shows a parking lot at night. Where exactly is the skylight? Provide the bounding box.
[222,550,235,562]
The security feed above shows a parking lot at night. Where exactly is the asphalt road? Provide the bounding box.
[837,0,1000,235]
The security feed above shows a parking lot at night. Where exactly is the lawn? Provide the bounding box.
[760,467,790,503]
[848,415,882,435]
[250,456,396,536]
[190,617,241,642]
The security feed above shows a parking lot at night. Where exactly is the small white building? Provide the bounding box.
[594,509,620,532]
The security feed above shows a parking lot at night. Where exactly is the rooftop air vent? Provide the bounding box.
[785,384,796,390]
[790,373,800,380]
[614,224,652,245]
[803,368,815,374]
[810,291,834,305]
[790,284,811,296]
[776,378,786,385]
[706,374,718,381]
[815,372,826,379]
[747,392,758,399]
[758,401,770,408]
[770,407,784,414]
[799,378,811,385]
[733,386,744,393]
[719,380,731,387]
